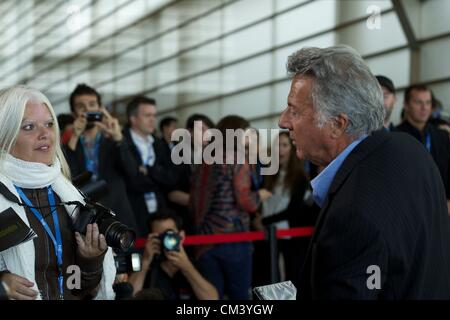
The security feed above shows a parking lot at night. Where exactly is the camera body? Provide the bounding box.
[158,230,181,252]
[72,201,136,252]
[86,111,103,122]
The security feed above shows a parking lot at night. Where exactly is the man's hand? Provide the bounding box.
[75,223,107,258]
[96,107,123,141]
[258,188,272,202]
[72,114,87,138]
[164,246,193,272]
[168,191,190,207]
[142,233,161,268]
[251,212,264,231]
[0,273,38,300]
[138,165,148,176]
[67,115,87,150]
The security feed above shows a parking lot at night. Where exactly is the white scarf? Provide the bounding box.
[1,154,61,189]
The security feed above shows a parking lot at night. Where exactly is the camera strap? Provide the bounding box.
[15,186,64,300]
[0,181,22,205]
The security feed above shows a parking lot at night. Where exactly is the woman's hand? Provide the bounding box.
[1,273,38,300]
[75,223,107,258]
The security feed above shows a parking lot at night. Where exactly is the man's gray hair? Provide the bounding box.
[287,45,385,137]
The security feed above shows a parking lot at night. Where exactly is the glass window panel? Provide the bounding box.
[275,0,309,13]
[275,0,336,46]
[223,0,272,33]
[178,40,221,77]
[336,0,392,25]
[420,39,450,83]
[222,54,272,94]
[223,21,272,63]
[179,11,222,50]
[421,0,450,39]
[221,87,272,119]
[114,71,145,96]
[366,49,410,89]
[337,12,407,56]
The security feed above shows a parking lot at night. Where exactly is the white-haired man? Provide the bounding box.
[279,46,450,299]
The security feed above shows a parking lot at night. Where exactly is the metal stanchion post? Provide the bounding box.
[267,224,280,283]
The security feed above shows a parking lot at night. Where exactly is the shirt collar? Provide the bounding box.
[130,129,154,145]
[310,135,368,208]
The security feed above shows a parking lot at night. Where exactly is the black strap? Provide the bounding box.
[0,181,22,205]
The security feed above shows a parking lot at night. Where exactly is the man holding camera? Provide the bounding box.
[64,84,138,232]
[128,209,218,300]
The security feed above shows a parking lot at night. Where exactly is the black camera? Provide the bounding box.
[114,252,142,274]
[72,201,136,252]
[72,173,136,252]
[86,111,103,122]
[158,230,181,252]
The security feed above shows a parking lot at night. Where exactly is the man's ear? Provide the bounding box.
[180,230,186,243]
[330,113,349,138]
[129,115,136,127]
[403,100,409,111]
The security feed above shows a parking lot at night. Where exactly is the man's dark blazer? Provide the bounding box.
[121,126,176,237]
[397,120,450,199]
[298,130,450,299]
[63,134,138,233]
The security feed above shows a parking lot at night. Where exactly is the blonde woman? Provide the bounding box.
[0,85,115,300]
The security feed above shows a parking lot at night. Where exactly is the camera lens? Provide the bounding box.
[162,230,180,251]
[100,219,136,252]
[119,230,136,251]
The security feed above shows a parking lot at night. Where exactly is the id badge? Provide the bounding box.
[144,192,157,214]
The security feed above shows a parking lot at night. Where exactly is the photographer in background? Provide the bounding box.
[63,84,138,232]
[128,208,218,300]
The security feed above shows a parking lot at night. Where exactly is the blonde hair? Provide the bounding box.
[0,85,72,179]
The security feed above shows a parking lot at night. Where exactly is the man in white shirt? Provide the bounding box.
[121,96,176,237]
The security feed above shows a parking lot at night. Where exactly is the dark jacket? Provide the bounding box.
[121,127,176,237]
[397,120,450,198]
[23,188,104,300]
[63,135,138,233]
[298,130,450,299]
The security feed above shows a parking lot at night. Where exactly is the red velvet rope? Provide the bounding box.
[134,227,314,248]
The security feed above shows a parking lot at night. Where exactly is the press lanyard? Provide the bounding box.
[425,133,431,153]
[80,133,101,181]
[15,186,64,300]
